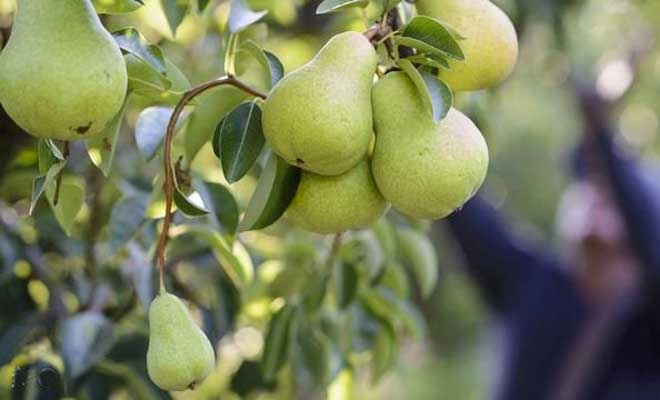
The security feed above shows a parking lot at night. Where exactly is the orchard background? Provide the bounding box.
[1,0,660,399]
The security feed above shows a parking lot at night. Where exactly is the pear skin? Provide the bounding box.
[0,0,127,140]
[262,32,378,176]
[287,159,389,234]
[416,0,518,91]
[371,72,489,219]
[147,292,215,392]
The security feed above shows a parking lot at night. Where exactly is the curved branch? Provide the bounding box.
[155,76,267,290]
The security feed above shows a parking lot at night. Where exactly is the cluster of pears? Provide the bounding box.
[262,0,518,234]
[147,290,216,392]
[0,0,127,141]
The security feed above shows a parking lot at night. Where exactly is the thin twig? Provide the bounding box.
[155,76,267,291]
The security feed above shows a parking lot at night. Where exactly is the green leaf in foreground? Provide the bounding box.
[400,16,464,60]
[240,153,301,231]
[398,59,453,123]
[217,101,265,184]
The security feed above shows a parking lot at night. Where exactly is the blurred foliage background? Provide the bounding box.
[0,0,659,399]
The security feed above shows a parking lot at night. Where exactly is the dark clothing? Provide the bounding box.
[447,134,660,400]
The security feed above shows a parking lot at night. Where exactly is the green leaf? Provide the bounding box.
[316,0,369,14]
[235,41,281,91]
[46,179,85,236]
[197,0,211,12]
[60,312,115,380]
[400,16,464,60]
[177,225,253,287]
[295,324,331,386]
[110,196,148,251]
[38,139,60,175]
[261,305,295,381]
[173,188,209,217]
[361,288,426,340]
[405,54,451,70]
[160,0,189,36]
[240,153,301,231]
[30,161,67,215]
[87,99,128,176]
[0,316,46,365]
[371,319,397,383]
[94,360,160,400]
[113,28,166,74]
[196,181,239,240]
[228,0,268,33]
[135,106,173,161]
[264,51,285,87]
[45,139,65,161]
[125,54,172,95]
[93,0,144,14]
[185,86,247,163]
[217,101,265,184]
[398,59,453,123]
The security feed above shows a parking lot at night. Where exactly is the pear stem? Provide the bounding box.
[53,141,70,207]
[155,76,267,291]
[325,233,344,273]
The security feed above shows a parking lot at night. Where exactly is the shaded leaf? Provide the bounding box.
[46,179,85,236]
[261,305,295,381]
[135,106,173,161]
[160,0,189,36]
[177,225,253,287]
[113,27,166,73]
[110,195,149,251]
[240,153,301,231]
[0,316,46,365]
[60,312,115,379]
[196,181,239,239]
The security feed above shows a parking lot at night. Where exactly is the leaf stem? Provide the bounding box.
[155,76,267,292]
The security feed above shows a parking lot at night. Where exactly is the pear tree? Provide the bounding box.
[0,0,519,397]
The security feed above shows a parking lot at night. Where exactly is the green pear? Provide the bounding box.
[416,0,518,91]
[0,0,127,140]
[262,32,378,176]
[371,72,489,219]
[147,291,215,392]
[287,159,389,234]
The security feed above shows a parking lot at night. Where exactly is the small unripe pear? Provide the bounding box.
[372,72,489,219]
[286,159,389,234]
[416,0,518,91]
[147,292,215,392]
[0,0,127,140]
[262,32,378,176]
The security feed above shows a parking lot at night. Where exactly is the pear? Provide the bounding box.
[287,159,389,234]
[262,32,378,176]
[0,0,127,140]
[371,72,488,219]
[416,0,518,92]
[147,291,215,392]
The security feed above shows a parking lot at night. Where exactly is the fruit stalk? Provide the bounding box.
[155,76,267,290]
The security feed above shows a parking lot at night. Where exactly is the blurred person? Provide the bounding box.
[444,88,660,400]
